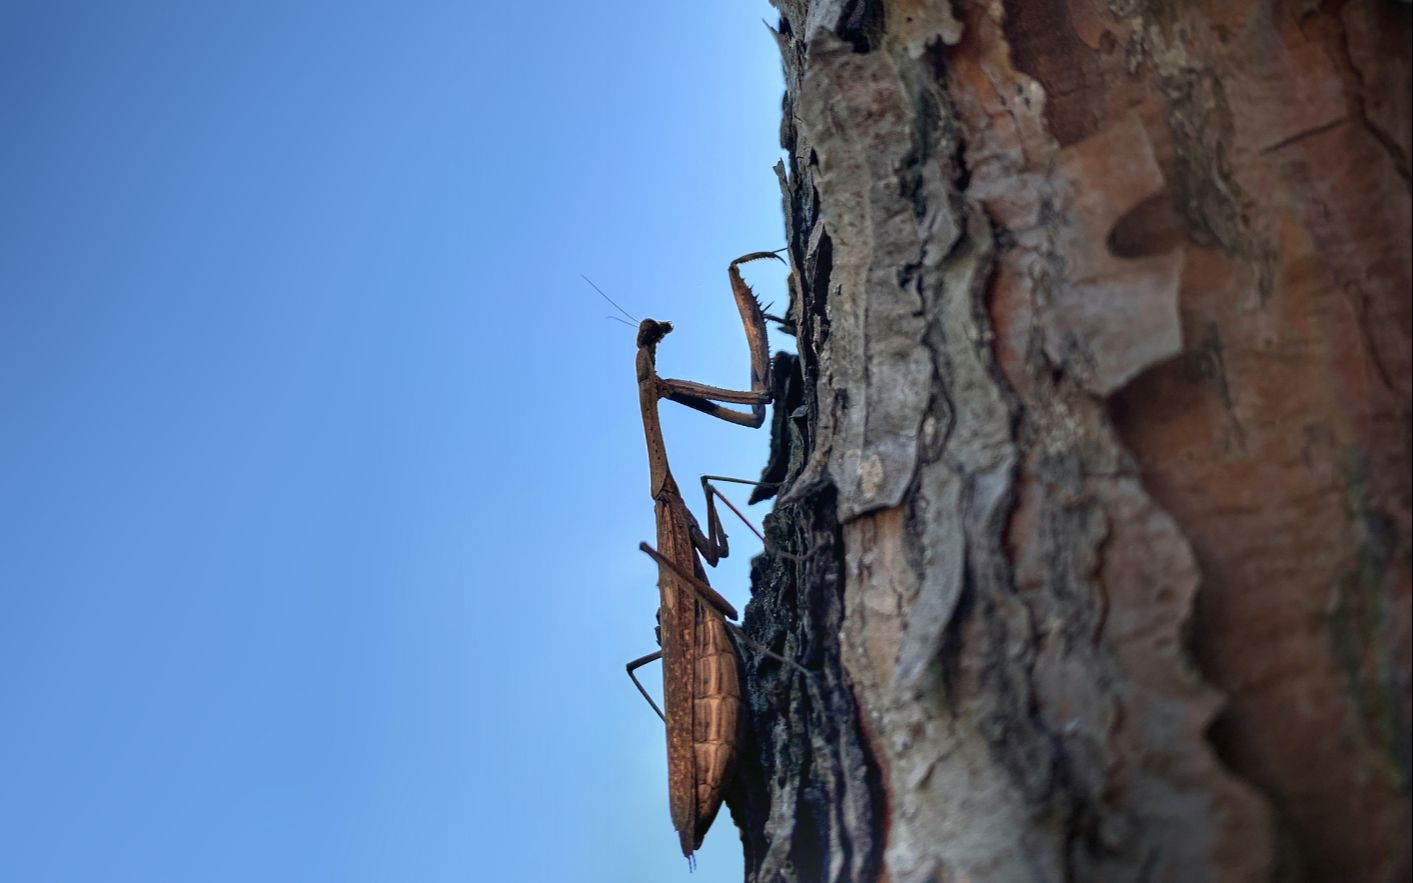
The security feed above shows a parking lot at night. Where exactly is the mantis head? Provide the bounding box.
[637,318,674,348]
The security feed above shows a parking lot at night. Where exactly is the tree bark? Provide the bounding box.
[726,2,1411,881]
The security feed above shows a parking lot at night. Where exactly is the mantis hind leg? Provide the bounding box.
[724,621,812,676]
[639,542,738,620]
[638,542,815,676]
[625,650,665,722]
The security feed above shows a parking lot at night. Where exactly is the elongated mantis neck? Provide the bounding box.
[637,340,676,501]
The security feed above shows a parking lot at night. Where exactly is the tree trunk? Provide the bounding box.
[725,2,1411,881]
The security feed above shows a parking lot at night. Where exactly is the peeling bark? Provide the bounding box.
[725,1,1411,881]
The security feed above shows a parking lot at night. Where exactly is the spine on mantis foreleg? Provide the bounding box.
[727,251,783,414]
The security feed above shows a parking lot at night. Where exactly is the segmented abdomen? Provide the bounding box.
[691,611,740,839]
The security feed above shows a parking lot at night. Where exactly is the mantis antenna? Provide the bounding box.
[580,274,638,324]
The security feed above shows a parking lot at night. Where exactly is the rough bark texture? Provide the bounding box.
[725,1,1411,881]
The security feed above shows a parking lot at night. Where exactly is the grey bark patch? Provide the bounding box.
[895,206,1016,693]
[1046,113,1184,395]
[796,35,946,521]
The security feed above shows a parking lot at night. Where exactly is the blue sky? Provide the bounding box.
[0,3,788,880]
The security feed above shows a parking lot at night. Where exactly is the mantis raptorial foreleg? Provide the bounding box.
[659,381,771,427]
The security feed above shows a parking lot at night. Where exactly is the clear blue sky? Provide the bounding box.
[0,3,788,880]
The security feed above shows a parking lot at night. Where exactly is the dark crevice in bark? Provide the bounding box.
[752,352,805,506]
[1314,0,1413,186]
[730,479,886,883]
[727,78,884,874]
[837,0,886,53]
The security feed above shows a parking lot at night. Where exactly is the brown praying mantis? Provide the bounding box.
[609,251,787,861]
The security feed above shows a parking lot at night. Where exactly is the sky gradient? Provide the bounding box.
[0,3,789,880]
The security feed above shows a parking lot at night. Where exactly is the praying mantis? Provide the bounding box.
[611,251,783,860]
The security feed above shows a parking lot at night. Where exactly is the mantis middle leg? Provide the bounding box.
[692,475,808,565]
